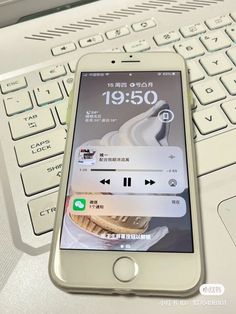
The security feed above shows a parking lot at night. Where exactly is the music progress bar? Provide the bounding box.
[90,169,164,172]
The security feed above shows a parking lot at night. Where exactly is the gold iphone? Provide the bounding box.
[49,52,204,296]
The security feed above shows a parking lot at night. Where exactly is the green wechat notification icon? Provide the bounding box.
[73,198,86,211]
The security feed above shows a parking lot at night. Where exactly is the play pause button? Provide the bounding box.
[100,179,110,185]
[145,179,155,186]
[123,177,132,187]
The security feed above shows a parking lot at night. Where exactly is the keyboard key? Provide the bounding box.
[22,157,63,196]
[196,128,236,175]
[153,30,180,46]
[200,31,231,52]
[225,26,236,43]
[205,15,232,30]
[106,26,130,39]
[56,101,68,125]
[180,23,206,38]
[3,91,33,116]
[68,59,78,73]
[221,100,236,124]
[193,79,226,105]
[221,72,236,95]
[79,34,103,48]
[132,19,156,32]
[226,46,236,64]
[124,39,150,52]
[9,108,55,140]
[34,81,63,106]
[51,42,76,56]
[40,64,66,81]
[1,76,27,94]
[28,192,58,235]
[187,60,205,83]
[63,76,74,96]
[200,53,232,76]
[174,38,205,59]
[15,128,66,166]
[193,107,227,135]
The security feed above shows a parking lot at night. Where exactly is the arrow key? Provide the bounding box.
[193,106,227,135]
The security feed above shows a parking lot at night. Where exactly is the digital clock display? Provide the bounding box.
[102,90,158,105]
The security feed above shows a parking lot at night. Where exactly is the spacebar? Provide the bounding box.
[196,129,236,176]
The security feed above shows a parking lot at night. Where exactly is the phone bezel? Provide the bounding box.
[49,52,204,296]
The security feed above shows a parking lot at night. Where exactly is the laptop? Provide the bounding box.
[0,0,235,312]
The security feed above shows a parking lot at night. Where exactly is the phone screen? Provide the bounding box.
[60,71,194,253]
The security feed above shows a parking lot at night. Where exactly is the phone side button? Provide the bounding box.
[113,257,138,282]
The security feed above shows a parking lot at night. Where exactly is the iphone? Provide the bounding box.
[49,52,204,296]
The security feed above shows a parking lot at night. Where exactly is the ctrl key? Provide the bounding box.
[28,192,58,236]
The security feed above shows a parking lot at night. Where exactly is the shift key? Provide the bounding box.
[21,157,63,196]
[15,128,66,166]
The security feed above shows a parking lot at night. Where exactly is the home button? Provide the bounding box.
[113,257,138,282]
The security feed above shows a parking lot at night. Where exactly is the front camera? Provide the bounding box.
[111,60,115,64]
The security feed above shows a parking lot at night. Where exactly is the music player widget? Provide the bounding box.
[60,71,193,253]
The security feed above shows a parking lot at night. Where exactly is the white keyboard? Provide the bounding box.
[1,12,236,252]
